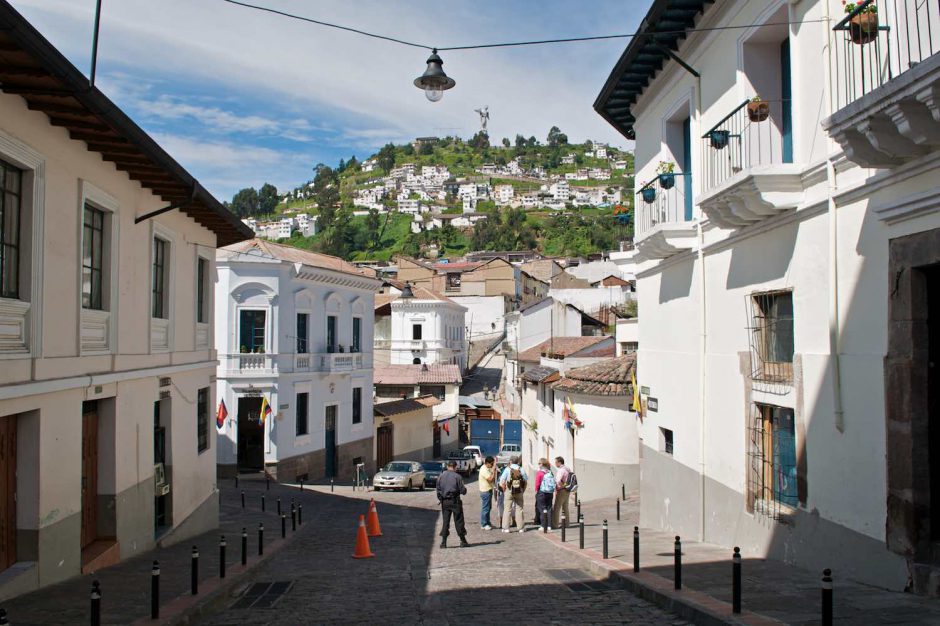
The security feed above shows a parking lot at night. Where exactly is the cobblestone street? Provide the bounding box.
[196,480,688,626]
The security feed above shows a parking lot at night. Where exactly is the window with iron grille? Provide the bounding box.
[0,159,23,299]
[196,387,209,453]
[352,387,362,424]
[747,403,799,519]
[659,427,674,456]
[152,237,168,319]
[296,392,309,436]
[296,313,309,353]
[748,290,794,383]
[82,204,105,310]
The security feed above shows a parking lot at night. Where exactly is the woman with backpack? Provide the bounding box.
[498,456,528,533]
[535,459,556,529]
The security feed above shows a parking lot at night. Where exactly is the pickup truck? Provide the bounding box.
[496,443,522,468]
[446,449,475,476]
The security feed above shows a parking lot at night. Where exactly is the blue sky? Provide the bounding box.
[9,0,646,200]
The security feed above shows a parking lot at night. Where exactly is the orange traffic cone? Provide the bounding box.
[352,514,375,559]
[366,499,383,537]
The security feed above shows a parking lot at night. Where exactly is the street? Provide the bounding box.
[195,477,688,625]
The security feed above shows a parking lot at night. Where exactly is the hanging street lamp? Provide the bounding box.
[414,48,456,102]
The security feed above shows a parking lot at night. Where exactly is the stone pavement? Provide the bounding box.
[195,480,688,626]
[542,494,940,625]
[1,475,313,625]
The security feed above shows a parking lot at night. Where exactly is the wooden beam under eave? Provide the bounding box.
[49,116,112,133]
[25,101,89,115]
[68,131,129,145]
[0,67,49,78]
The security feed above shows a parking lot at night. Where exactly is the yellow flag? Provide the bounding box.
[631,369,641,413]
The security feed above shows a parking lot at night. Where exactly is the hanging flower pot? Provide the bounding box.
[849,12,879,45]
[747,99,770,123]
[709,129,730,150]
[641,187,656,204]
[658,173,676,190]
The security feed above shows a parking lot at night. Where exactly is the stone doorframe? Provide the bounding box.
[885,228,940,561]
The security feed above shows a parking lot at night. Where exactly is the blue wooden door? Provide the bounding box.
[780,39,793,164]
[682,117,693,221]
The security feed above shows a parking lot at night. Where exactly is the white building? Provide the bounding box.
[596,0,940,592]
[562,153,576,165]
[462,196,477,213]
[0,9,254,597]
[374,282,468,371]
[214,239,382,482]
[295,213,317,238]
[550,180,570,202]
[397,198,422,214]
[494,184,515,205]
[362,159,378,172]
[588,168,611,180]
[521,194,540,209]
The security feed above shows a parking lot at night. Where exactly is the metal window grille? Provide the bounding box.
[747,290,794,383]
[152,238,168,319]
[747,404,799,520]
[0,159,23,299]
[196,387,209,453]
[196,258,208,323]
[296,392,309,436]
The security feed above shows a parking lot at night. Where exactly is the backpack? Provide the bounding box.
[565,472,578,492]
[508,467,527,494]
[540,471,556,493]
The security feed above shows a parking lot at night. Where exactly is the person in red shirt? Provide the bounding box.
[533,457,547,524]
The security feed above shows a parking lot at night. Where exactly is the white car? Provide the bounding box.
[496,443,522,468]
[463,445,483,469]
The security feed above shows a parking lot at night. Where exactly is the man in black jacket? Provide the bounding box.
[436,460,469,548]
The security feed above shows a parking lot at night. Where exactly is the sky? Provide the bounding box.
[8,0,645,201]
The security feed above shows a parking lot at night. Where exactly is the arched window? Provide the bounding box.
[413,357,421,365]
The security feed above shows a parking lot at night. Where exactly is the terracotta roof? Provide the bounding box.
[374,364,463,386]
[373,394,441,417]
[374,281,460,307]
[521,365,560,384]
[431,261,483,271]
[516,336,613,362]
[220,239,377,279]
[551,355,635,396]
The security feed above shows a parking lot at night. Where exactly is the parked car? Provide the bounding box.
[421,461,445,487]
[373,461,426,491]
[463,445,483,469]
[496,443,522,468]
[446,449,475,476]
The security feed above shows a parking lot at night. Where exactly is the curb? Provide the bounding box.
[537,530,784,626]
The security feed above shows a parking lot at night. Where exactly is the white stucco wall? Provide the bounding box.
[390,299,467,369]
[449,295,506,337]
[548,287,632,315]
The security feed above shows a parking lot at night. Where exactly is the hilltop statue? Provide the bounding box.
[474,106,490,134]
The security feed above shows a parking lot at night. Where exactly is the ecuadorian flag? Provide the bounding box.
[260,396,272,425]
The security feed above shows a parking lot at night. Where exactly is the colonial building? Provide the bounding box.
[0,2,252,598]
[214,240,382,482]
[373,395,441,469]
[596,0,940,592]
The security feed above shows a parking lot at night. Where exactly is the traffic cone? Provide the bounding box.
[352,514,375,559]
[366,499,383,537]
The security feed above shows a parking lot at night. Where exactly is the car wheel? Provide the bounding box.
[408,480,413,491]
[374,487,381,492]
[419,481,425,491]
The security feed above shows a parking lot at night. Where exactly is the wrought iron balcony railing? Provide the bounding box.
[831,0,939,113]
[634,172,692,236]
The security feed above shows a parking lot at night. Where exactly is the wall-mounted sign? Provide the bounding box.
[641,386,650,396]
[242,390,261,397]
[647,397,658,412]
[279,403,290,410]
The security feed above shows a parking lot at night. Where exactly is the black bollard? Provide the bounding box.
[151,560,160,619]
[191,546,199,595]
[261,493,266,512]
[241,528,248,566]
[331,477,334,492]
[732,547,741,614]
[291,504,297,532]
[298,504,303,526]
[90,579,101,626]
[576,498,581,522]
[541,508,549,533]
[561,513,567,542]
[602,520,609,559]
[822,569,833,626]
[622,483,626,501]
[299,478,304,491]
[258,523,264,556]
[616,497,620,521]
[241,490,245,509]
[219,536,226,579]
[0,608,8,625]
[277,497,281,516]
[281,514,286,539]
[579,513,585,549]
[633,526,640,572]
[674,536,682,590]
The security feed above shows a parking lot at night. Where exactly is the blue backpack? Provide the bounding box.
[540,471,556,493]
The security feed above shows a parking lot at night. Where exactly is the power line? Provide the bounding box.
[219,1,830,53]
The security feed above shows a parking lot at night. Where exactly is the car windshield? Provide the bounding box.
[501,445,520,452]
[383,462,413,472]
[422,461,444,471]
[448,450,471,459]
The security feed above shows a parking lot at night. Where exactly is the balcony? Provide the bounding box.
[825,0,940,168]
[633,174,697,260]
[222,353,276,376]
[315,352,369,372]
[698,99,804,229]
[222,351,371,376]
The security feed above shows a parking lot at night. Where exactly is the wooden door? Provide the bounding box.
[0,416,16,570]
[432,423,441,458]
[324,407,337,479]
[376,424,393,469]
[81,409,99,548]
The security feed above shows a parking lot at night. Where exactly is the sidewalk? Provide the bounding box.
[539,495,940,625]
[0,475,330,625]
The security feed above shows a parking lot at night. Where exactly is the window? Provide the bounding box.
[196,257,209,324]
[82,204,105,310]
[659,427,674,456]
[748,404,799,516]
[327,315,337,352]
[0,159,23,299]
[749,291,794,382]
[152,237,168,318]
[420,385,445,400]
[296,392,309,436]
[296,313,309,354]
[239,309,266,352]
[352,387,362,424]
[196,387,209,453]
[412,323,423,340]
[352,317,361,353]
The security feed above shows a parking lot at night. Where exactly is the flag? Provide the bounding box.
[216,399,228,430]
[442,419,450,435]
[260,396,272,425]
[631,370,641,413]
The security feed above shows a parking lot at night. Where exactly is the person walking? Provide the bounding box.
[533,458,547,524]
[436,460,469,548]
[499,456,528,533]
[478,456,497,530]
[536,459,556,529]
[552,456,573,529]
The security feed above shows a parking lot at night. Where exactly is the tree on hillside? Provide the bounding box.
[346,155,360,172]
[365,208,382,249]
[418,142,434,156]
[376,143,396,173]
[502,137,510,148]
[402,143,415,156]
[258,183,278,215]
[469,131,490,149]
[312,164,340,229]
[528,135,538,147]
[547,126,568,147]
[230,187,259,218]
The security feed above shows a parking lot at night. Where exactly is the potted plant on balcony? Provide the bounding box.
[640,186,657,204]
[708,129,730,150]
[844,2,878,45]
[746,96,770,123]
[657,161,676,189]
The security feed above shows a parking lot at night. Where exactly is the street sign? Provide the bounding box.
[641,386,650,396]
[647,397,658,412]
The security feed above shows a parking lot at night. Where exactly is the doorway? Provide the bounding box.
[325,405,337,478]
[0,415,16,571]
[377,424,393,469]
[237,397,264,472]
[153,401,168,531]
[81,402,99,549]
[926,265,940,546]
[433,422,442,458]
